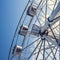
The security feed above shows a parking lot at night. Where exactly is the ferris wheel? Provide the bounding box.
[8,0,60,60]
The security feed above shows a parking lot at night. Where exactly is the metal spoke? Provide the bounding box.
[36,15,42,26]
[53,47,58,60]
[22,37,40,51]
[45,46,57,60]
[43,0,47,59]
[47,39,57,60]
[48,24,58,43]
[35,40,43,60]
[43,40,45,60]
[27,39,41,60]
[33,45,56,55]
[45,50,53,60]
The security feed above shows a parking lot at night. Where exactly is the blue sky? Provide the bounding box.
[0,0,28,60]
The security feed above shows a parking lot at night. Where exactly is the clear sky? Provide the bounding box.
[0,0,28,60]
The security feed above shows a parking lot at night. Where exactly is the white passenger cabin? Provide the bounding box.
[12,45,22,56]
[19,25,28,36]
[27,4,37,17]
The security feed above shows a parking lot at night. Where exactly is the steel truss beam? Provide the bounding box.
[41,2,60,33]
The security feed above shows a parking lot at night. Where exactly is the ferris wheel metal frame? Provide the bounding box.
[8,0,60,60]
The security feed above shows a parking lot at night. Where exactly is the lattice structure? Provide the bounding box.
[8,0,60,60]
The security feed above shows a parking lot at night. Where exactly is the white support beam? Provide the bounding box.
[41,2,60,33]
[49,2,60,21]
[49,16,60,26]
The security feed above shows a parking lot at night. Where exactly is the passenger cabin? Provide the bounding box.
[18,25,28,36]
[27,5,37,17]
[12,45,22,56]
